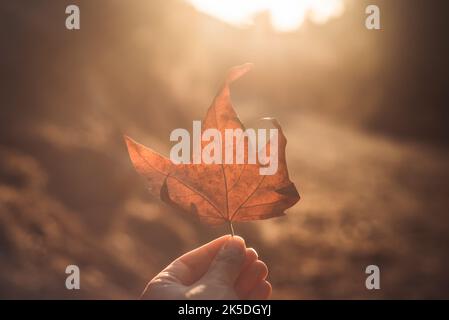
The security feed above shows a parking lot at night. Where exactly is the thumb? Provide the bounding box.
[202,236,246,285]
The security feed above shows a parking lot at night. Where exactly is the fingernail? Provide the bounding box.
[222,236,245,254]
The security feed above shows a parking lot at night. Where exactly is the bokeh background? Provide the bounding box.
[1,0,449,299]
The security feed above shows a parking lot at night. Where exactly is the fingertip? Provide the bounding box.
[245,248,258,263]
[254,260,268,280]
[235,259,269,299]
[203,236,247,284]
[240,248,258,274]
[248,280,272,300]
[223,236,246,253]
[264,281,272,298]
[229,235,245,245]
[214,234,233,244]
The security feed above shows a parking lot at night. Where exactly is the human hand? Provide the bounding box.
[141,235,271,300]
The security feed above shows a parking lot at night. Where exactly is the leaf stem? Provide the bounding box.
[228,221,235,237]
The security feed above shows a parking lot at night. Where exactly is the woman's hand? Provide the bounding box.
[141,235,271,300]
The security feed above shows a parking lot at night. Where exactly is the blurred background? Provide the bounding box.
[1,0,449,299]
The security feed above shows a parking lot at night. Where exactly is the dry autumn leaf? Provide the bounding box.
[125,63,300,234]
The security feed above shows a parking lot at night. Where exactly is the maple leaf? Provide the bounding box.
[125,63,300,234]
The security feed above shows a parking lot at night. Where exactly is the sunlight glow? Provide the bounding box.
[186,0,345,32]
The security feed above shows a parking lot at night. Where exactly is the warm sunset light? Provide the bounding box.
[186,0,345,31]
[4,0,449,304]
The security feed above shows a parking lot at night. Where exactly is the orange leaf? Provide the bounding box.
[125,63,300,229]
